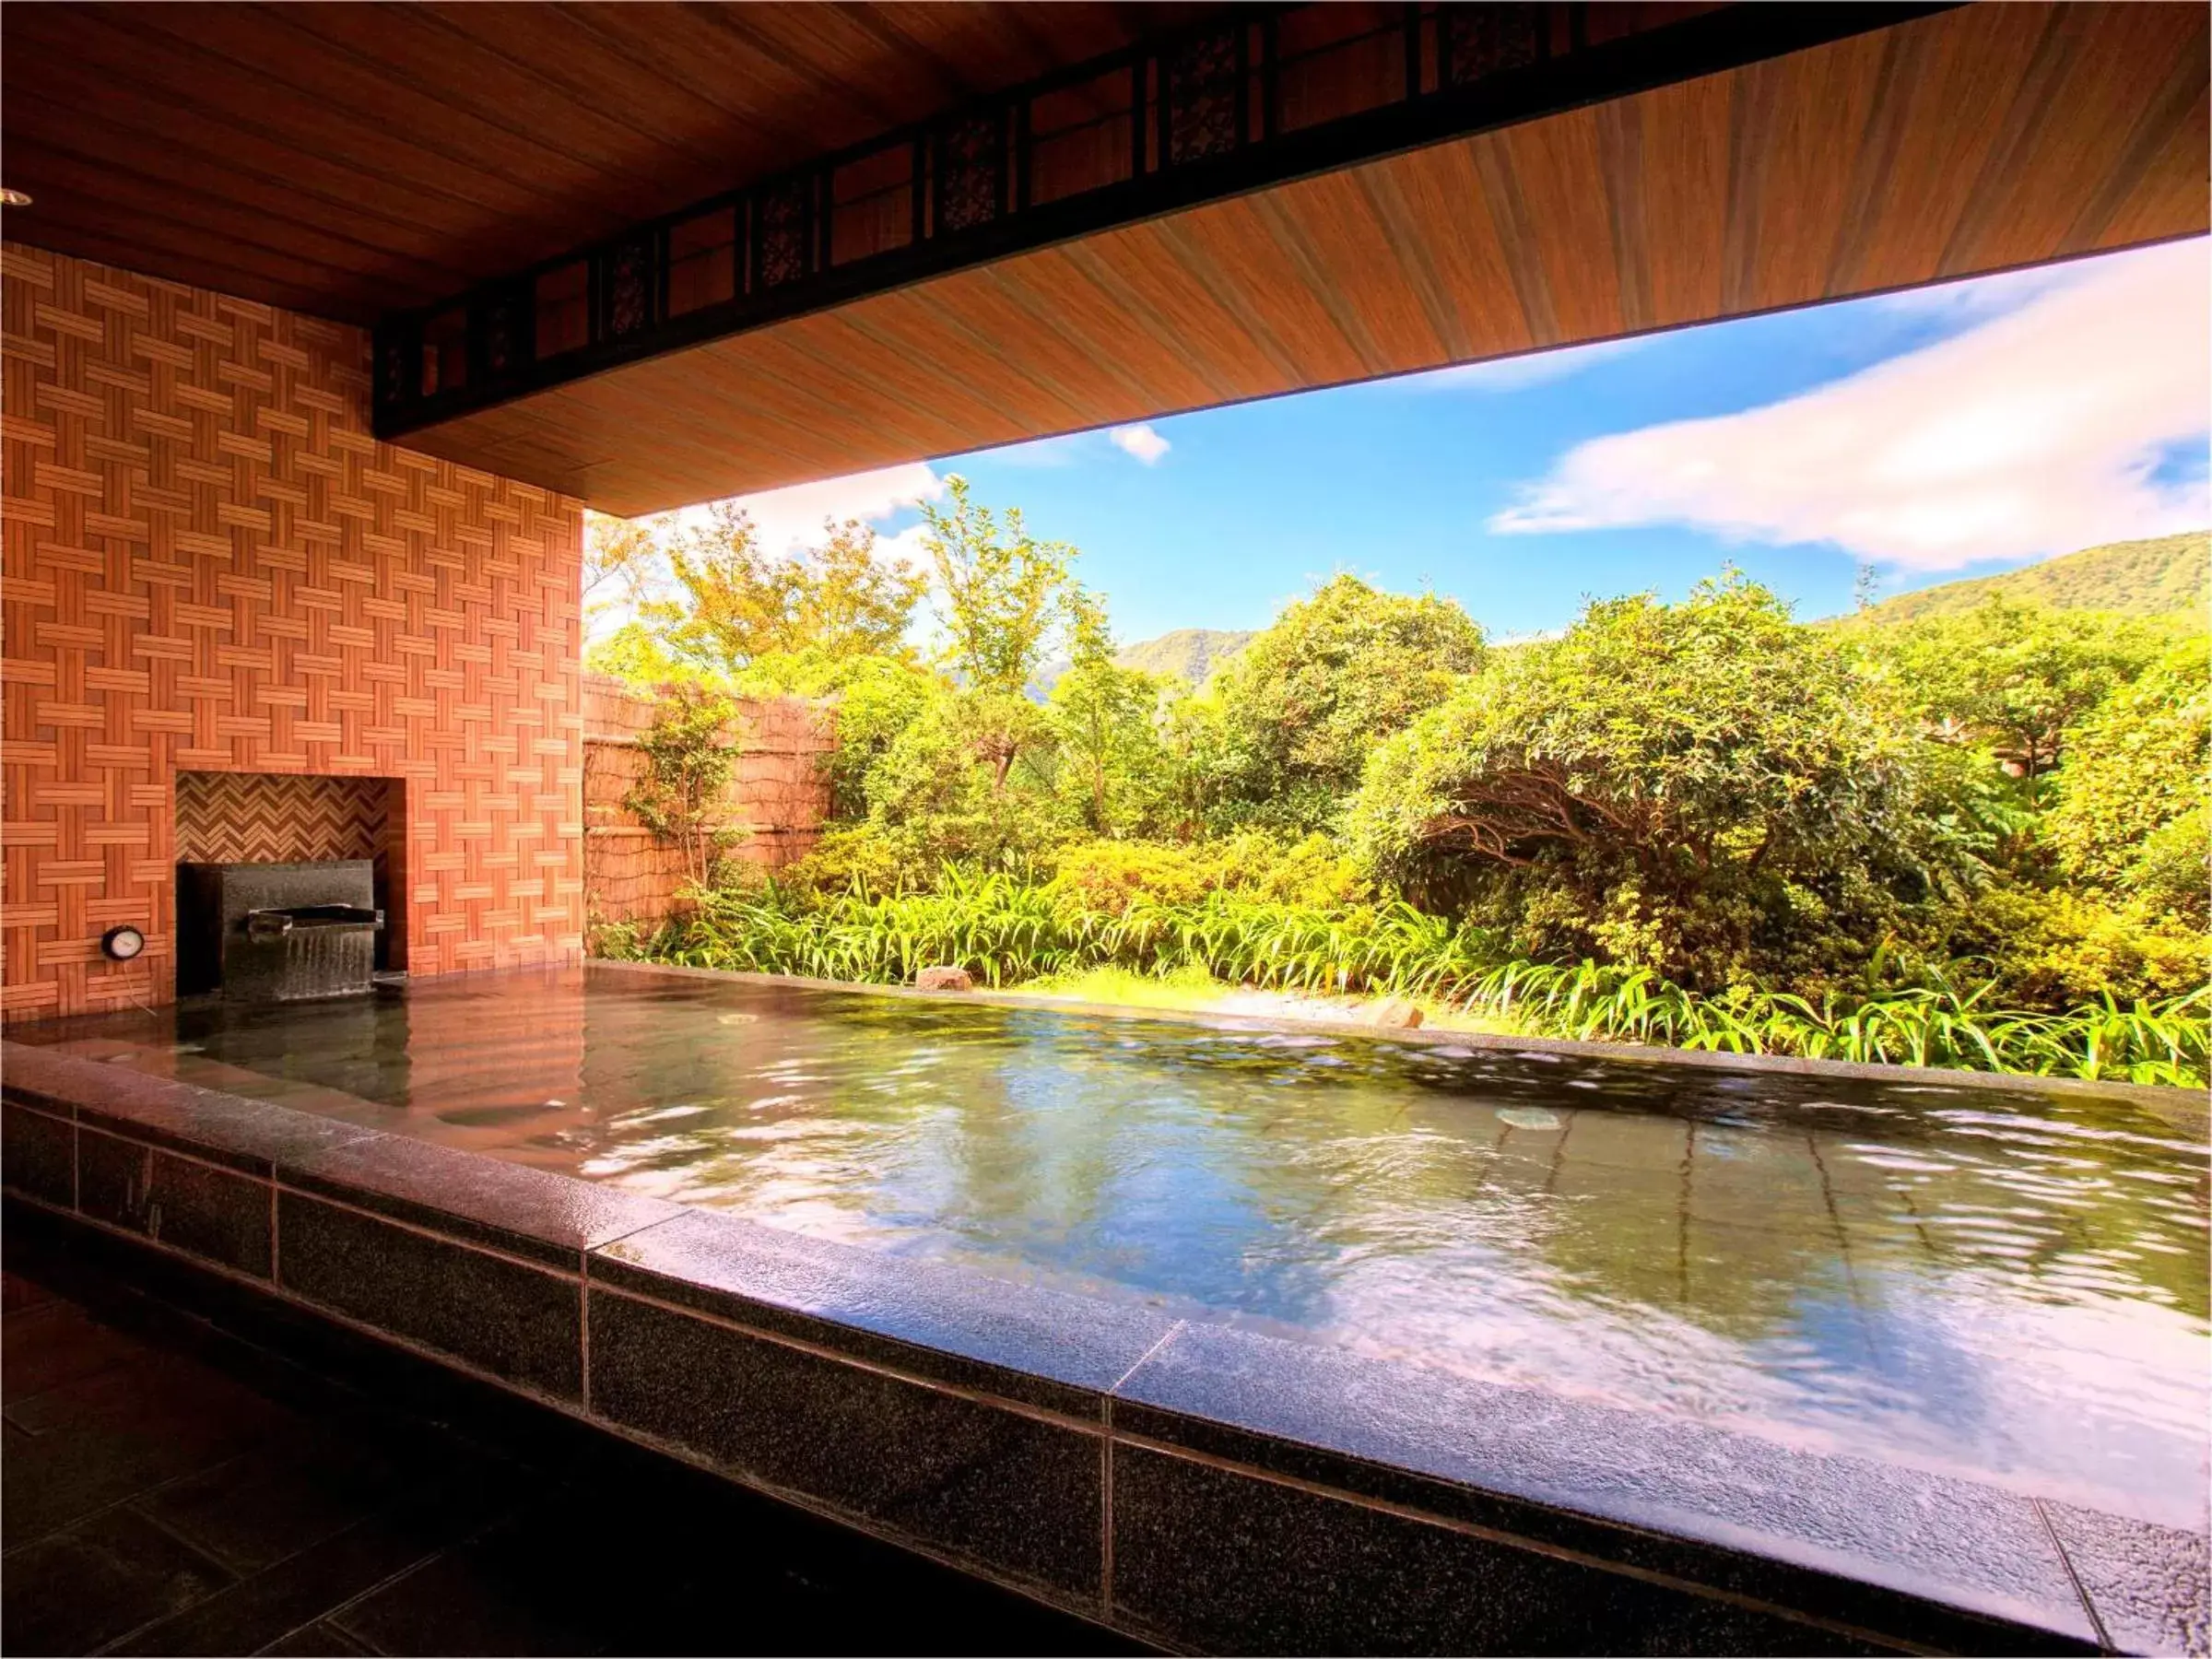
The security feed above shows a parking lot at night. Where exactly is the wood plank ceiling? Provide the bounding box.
[5,4,2204,515]
[398,2,2209,515]
[0,1,1219,322]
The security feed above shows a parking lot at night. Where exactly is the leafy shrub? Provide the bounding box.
[1941,882,2207,1008]
[1044,831,1365,913]
[1349,574,1970,990]
[2043,636,2208,917]
[860,688,1074,867]
[623,685,744,888]
[1845,596,2167,776]
[778,824,918,898]
[1206,574,1486,825]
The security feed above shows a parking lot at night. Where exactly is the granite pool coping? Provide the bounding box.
[593,958,2211,1122]
[4,1035,2206,1656]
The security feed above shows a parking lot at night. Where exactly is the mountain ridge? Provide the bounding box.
[1841,531,2207,627]
[1035,626,1255,693]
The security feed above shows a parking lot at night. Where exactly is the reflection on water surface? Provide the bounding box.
[20,964,2207,1528]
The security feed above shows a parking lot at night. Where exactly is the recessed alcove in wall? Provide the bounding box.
[173,772,406,972]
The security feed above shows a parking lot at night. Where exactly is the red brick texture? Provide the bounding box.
[3,243,586,1021]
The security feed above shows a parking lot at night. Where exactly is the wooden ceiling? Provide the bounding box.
[0,1,1218,323]
[388,2,2208,515]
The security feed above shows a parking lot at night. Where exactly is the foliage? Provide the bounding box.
[641,505,928,678]
[645,873,2208,1087]
[1046,830,1366,913]
[1849,597,2165,776]
[582,512,660,618]
[2042,636,2209,915]
[1942,881,2207,1007]
[857,686,1070,867]
[603,490,2212,1086]
[1464,960,2207,1088]
[921,474,1080,695]
[1047,588,1174,836]
[781,823,935,898]
[656,873,1504,998]
[1205,574,1486,824]
[586,618,721,688]
[584,507,926,688]
[1350,574,1958,989]
[623,684,745,888]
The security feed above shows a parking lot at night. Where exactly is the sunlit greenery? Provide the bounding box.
[589,484,2209,1084]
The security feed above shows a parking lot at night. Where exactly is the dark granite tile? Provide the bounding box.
[4,1350,285,1543]
[276,1192,582,1401]
[590,1206,1175,1418]
[285,1132,682,1268]
[112,1487,503,1659]
[4,1040,379,1179]
[2,1297,142,1407]
[4,1265,60,1312]
[1111,1442,1861,1655]
[1112,1320,2098,1650]
[2042,1501,2209,1657]
[78,1127,273,1278]
[3,1100,74,1206]
[588,1287,1104,1601]
[326,1514,608,1658]
[1,1502,236,1656]
[132,1423,411,1577]
[257,1618,378,1655]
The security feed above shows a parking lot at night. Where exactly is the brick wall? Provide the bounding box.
[2,243,586,1021]
[581,674,834,935]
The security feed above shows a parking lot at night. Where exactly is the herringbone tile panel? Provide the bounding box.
[174,770,390,864]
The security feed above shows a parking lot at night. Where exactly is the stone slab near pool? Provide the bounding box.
[3,1034,2206,1657]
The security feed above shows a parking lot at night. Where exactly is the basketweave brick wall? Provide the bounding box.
[1,242,587,1022]
[581,673,833,934]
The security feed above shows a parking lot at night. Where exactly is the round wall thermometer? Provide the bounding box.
[100,925,146,962]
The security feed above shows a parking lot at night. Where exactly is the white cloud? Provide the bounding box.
[1489,240,2211,571]
[1109,423,1171,465]
[714,462,945,559]
[1414,335,1647,394]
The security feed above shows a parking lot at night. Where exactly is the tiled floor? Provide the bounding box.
[0,1249,1133,1656]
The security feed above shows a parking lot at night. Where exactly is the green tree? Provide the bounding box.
[630,504,926,679]
[585,618,715,688]
[2043,635,2209,918]
[1049,587,1171,836]
[582,511,661,617]
[1209,574,1486,826]
[1853,598,2165,777]
[921,475,1078,695]
[623,684,744,888]
[861,687,1067,867]
[1349,574,1959,988]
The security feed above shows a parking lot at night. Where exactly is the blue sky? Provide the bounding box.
[621,238,2209,647]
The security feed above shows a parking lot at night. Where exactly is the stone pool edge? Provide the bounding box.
[4,1039,2203,1657]
[593,958,2209,1119]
